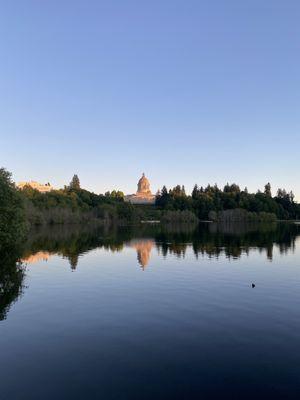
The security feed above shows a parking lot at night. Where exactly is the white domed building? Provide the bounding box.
[125,173,155,204]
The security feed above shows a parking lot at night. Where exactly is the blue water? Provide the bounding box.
[1,223,300,399]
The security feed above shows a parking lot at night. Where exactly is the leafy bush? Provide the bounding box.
[0,168,27,250]
[161,210,198,223]
[209,209,277,222]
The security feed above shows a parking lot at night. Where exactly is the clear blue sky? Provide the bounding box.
[1,1,299,198]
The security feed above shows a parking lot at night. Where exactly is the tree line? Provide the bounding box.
[1,167,300,251]
[22,174,136,225]
[155,182,300,221]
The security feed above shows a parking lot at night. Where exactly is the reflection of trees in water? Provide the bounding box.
[68,254,79,270]
[20,222,300,271]
[22,224,144,269]
[22,224,198,269]
[152,222,300,261]
[0,248,26,321]
[2,222,299,320]
[22,224,109,270]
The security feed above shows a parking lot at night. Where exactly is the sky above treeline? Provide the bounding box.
[1,1,299,199]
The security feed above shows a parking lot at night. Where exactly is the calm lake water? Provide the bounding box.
[1,222,300,399]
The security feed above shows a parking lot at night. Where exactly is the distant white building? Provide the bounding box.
[125,173,155,204]
[17,180,53,193]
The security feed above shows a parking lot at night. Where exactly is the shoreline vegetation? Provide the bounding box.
[1,168,300,248]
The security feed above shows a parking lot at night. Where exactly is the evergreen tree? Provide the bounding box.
[192,184,199,199]
[69,174,80,190]
[213,184,219,193]
[224,183,231,193]
[277,188,287,198]
[264,182,272,197]
[161,186,168,196]
[229,183,241,193]
[155,186,169,207]
[172,185,182,196]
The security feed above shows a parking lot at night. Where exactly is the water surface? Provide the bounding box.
[1,222,300,399]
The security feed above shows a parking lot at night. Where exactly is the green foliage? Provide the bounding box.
[209,209,277,223]
[105,190,124,200]
[156,183,300,221]
[161,210,198,224]
[21,184,141,225]
[3,164,299,229]
[0,168,27,250]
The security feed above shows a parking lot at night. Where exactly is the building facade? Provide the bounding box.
[17,181,53,193]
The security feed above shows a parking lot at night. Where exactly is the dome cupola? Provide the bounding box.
[137,173,151,194]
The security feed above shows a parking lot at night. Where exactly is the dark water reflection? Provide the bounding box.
[1,222,300,399]
[1,222,299,318]
[0,249,25,321]
[21,221,300,268]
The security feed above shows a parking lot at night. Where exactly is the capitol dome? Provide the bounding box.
[137,173,151,195]
[124,173,155,204]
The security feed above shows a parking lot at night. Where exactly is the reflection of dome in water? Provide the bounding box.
[21,251,51,264]
[128,239,155,269]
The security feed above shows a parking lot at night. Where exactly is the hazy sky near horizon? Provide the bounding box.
[1,1,299,198]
